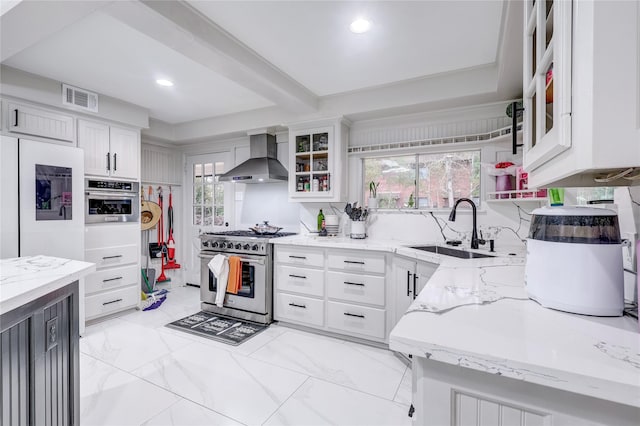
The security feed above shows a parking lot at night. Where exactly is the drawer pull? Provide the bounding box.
[13,109,19,127]
[288,255,307,259]
[344,260,365,265]
[288,302,307,309]
[289,274,307,279]
[103,276,123,283]
[344,312,365,319]
[102,255,123,260]
[103,298,123,306]
[344,281,365,287]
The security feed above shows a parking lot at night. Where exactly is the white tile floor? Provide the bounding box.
[80,285,412,426]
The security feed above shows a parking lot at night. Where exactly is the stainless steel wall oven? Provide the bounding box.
[85,179,139,224]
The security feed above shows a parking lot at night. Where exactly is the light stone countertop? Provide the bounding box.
[0,255,96,314]
[271,234,640,408]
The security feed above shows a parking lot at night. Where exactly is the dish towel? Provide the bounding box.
[227,256,243,294]
[208,254,228,307]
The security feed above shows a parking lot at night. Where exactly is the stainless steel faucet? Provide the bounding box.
[448,198,480,249]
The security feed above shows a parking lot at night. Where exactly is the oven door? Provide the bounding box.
[199,252,267,314]
[85,191,139,224]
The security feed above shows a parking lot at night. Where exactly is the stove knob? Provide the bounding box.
[251,244,259,251]
[243,244,250,250]
[203,241,209,247]
[235,243,242,250]
[211,241,218,248]
[223,242,230,249]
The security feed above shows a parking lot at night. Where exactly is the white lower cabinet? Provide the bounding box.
[393,257,438,326]
[327,301,386,339]
[84,224,140,321]
[275,293,324,327]
[413,357,632,426]
[85,286,140,321]
[275,264,324,297]
[326,271,385,306]
[274,245,391,343]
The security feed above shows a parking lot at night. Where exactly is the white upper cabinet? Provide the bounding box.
[288,117,349,202]
[78,119,139,179]
[109,126,139,179]
[7,101,75,143]
[523,0,640,187]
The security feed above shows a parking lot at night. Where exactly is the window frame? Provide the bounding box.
[354,144,490,212]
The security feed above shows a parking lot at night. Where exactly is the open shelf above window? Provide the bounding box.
[486,189,548,203]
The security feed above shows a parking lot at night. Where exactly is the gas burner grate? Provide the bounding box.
[202,231,296,238]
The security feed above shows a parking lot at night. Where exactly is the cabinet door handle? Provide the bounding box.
[106,152,111,171]
[344,281,364,287]
[103,298,123,306]
[413,274,419,300]
[289,255,306,259]
[102,276,123,283]
[344,312,365,319]
[13,109,18,127]
[288,302,306,309]
[407,271,412,296]
[289,274,306,279]
[113,153,117,171]
[344,260,365,265]
[102,255,123,260]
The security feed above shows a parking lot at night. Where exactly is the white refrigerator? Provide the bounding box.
[0,136,84,260]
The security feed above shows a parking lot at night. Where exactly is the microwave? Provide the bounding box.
[85,179,139,224]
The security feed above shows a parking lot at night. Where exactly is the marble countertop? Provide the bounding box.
[0,256,96,314]
[272,234,640,408]
[390,262,640,408]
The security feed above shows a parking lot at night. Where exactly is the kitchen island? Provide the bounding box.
[389,260,640,425]
[0,256,95,426]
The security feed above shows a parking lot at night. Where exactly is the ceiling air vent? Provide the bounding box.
[62,84,98,113]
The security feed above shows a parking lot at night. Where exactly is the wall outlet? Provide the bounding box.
[621,232,637,271]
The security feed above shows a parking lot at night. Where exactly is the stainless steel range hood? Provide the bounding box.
[218,134,288,183]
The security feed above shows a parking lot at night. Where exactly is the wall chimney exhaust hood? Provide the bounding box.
[218,134,288,183]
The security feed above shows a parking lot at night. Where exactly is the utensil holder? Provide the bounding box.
[350,220,366,239]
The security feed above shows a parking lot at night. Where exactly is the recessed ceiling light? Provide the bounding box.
[156,79,174,87]
[350,18,371,34]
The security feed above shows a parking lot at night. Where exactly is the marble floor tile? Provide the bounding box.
[263,377,412,426]
[251,331,406,399]
[141,398,243,426]
[80,318,196,372]
[132,341,308,425]
[80,353,180,426]
[394,366,413,406]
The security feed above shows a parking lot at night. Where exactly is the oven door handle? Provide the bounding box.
[85,191,137,198]
[198,254,265,265]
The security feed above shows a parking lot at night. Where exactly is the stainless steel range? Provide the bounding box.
[199,231,296,324]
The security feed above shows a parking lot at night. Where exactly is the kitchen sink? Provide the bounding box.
[409,245,495,259]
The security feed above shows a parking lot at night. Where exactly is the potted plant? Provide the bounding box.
[368,181,380,209]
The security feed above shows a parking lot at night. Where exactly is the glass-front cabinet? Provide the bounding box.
[288,118,348,202]
[523,0,572,172]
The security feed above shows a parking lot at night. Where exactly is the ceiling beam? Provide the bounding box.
[0,0,110,62]
[103,0,318,114]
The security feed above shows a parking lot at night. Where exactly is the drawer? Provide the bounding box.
[85,223,139,250]
[275,265,324,297]
[85,264,139,295]
[327,271,385,307]
[327,251,385,275]
[275,246,324,268]
[85,244,138,269]
[85,285,139,320]
[327,301,386,339]
[275,293,324,327]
